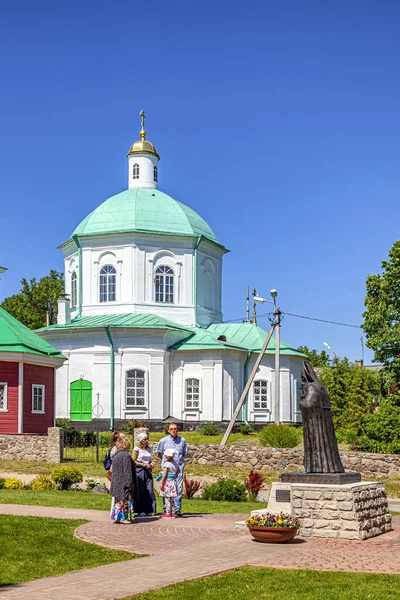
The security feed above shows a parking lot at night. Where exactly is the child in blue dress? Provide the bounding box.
[160,448,180,519]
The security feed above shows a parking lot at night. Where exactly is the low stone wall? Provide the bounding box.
[185,444,400,479]
[0,428,63,463]
[292,482,392,540]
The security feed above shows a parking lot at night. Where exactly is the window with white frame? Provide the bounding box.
[132,163,139,179]
[0,383,8,411]
[153,165,158,182]
[155,266,174,303]
[32,384,45,413]
[71,271,77,309]
[185,378,200,409]
[253,380,268,410]
[99,265,116,302]
[126,369,146,408]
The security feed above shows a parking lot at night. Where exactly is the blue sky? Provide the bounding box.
[1,0,399,363]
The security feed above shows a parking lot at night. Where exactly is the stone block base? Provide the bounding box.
[256,481,392,540]
[280,472,361,484]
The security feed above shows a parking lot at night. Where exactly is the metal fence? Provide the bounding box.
[63,430,110,463]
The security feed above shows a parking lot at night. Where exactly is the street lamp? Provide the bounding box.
[254,289,281,424]
[323,341,338,367]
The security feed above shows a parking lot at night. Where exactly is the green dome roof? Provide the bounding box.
[71,188,219,244]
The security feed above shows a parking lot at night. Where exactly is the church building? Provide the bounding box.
[37,113,305,429]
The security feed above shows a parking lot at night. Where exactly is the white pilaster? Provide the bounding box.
[18,362,23,433]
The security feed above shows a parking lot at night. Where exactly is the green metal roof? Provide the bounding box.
[36,313,192,333]
[207,323,307,356]
[0,307,64,358]
[67,188,221,246]
[170,322,307,356]
[168,327,248,352]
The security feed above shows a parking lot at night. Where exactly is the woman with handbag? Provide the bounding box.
[110,436,137,523]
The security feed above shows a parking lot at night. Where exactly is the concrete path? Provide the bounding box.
[1,504,400,599]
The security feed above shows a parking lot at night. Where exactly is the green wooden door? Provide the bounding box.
[70,380,93,421]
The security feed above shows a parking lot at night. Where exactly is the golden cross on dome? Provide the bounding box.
[139,109,146,139]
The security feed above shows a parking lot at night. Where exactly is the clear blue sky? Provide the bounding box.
[1,0,399,364]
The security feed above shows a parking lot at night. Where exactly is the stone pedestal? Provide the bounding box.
[253,481,392,540]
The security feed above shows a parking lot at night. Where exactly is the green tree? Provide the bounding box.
[319,365,381,432]
[1,270,64,329]
[362,240,400,402]
[297,346,332,367]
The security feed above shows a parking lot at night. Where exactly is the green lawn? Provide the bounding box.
[0,515,134,587]
[121,566,400,600]
[0,489,261,514]
[0,458,281,483]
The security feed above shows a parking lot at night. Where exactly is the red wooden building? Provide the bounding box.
[0,307,65,434]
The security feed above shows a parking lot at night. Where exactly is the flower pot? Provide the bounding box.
[247,525,299,543]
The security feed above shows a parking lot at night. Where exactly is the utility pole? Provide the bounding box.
[273,292,281,424]
[243,286,250,323]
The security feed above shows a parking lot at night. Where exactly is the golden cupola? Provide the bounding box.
[127,110,160,160]
[127,110,160,190]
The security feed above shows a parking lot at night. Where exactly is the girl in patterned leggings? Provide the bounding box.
[160,448,180,519]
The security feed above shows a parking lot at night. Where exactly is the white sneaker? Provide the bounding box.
[139,512,146,516]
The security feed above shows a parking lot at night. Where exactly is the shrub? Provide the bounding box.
[200,423,220,436]
[245,470,265,501]
[4,477,23,490]
[239,424,254,435]
[51,466,83,490]
[184,476,201,500]
[86,479,103,491]
[23,483,32,490]
[120,420,148,434]
[98,432,112,447]
[259,424,301,448]
[0,478,5,489]
[202,479,247,502]
[31,476,56,491]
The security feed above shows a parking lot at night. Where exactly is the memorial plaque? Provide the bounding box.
[276,489,291,503]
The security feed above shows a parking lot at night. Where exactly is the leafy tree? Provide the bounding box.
[1,270,64,329]
[318,365,381,432]
[297,346,332,367]
[362,240,400,402]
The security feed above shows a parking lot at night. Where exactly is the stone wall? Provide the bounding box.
[185,444,400,478]
[0,427,63,463]
[291,482,392,540]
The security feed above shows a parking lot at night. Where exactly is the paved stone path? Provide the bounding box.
[1,504,400,599]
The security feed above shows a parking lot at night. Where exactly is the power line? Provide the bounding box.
[223,312,361,329]
[260,311,361,329]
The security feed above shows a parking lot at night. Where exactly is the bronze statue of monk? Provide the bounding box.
[300,361,344,473]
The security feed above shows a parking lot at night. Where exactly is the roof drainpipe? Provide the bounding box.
[242,351,251,425]
[105,327,115,432]
[72,235,82,318]
[193,235,203,326]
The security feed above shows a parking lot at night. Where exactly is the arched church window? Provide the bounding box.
[253,380,268,410]
[155,266,174,303]
[185,378,200,409]
[71,271,77,309]
[153,165,158,182]
[132,163,140,179]
[99,265,116,303]
[126,369,146,407]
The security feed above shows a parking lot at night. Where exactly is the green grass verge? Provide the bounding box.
[0,489,261,514]
[120,565,400,600]
[0,458,281,483]
[0,515,134,586]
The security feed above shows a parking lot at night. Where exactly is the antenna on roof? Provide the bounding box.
[243,286,251,323]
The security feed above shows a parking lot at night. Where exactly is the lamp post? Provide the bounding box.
[254,289,281,424]
[323,341,338,367]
